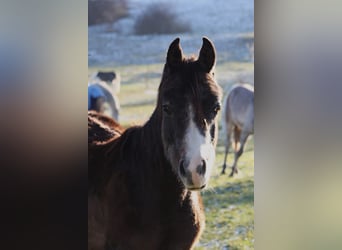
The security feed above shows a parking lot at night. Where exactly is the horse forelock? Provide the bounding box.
[159,57,219,96]
[160,59,221,123]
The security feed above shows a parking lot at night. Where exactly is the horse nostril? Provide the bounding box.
[179,160,186,176]
[197,160,206,175]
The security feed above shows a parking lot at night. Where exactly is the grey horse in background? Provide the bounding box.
[221,83,254,177]
[88,82,120,121]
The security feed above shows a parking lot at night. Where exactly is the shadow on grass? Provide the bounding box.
[202,179,254,208]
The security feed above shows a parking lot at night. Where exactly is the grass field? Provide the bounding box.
[89,62,254,250]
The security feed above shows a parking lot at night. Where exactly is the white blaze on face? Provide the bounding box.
[184,106,215,188]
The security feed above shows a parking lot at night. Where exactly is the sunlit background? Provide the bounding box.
[88,0,254,249]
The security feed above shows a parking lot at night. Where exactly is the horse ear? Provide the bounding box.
[198,37,216,72]
[166,37,183,67]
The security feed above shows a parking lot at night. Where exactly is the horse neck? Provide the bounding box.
[141,109,163,157]
[137,108,188,195]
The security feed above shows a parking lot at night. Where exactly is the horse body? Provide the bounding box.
[221,83,254,176]
[88,37,222,250]
[88,82,120,121]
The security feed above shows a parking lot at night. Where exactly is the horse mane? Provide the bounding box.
[88,109,176,200]
[88,111,124,145]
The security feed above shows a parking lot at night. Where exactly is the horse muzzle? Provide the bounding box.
[179,158,210,190]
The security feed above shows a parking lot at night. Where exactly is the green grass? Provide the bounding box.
[197,145,254,250]
[89,63,254,249]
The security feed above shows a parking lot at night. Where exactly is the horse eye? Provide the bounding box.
[212,103,221,114]
[162,104,172,115]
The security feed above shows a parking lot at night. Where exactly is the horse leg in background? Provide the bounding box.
[221,132,231,174]
[229,126,240,176]
[221,124,233,175]
[230,129,249,177]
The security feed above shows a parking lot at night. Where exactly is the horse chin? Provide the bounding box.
[187,184,207,191]
[180,177,207,191]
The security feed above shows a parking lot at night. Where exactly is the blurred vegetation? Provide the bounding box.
[88,0,129,26]
[134,3,191,35]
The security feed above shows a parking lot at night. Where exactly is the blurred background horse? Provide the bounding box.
[221,83,254,177]
[88,70,121,121]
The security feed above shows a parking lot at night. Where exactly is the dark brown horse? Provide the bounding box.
[88,37,222,250]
